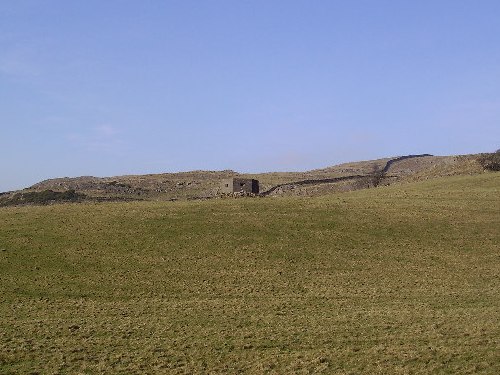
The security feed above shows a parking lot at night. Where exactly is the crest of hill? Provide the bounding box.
[2,152,497,204]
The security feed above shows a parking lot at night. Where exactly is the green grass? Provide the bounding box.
[1,173,499,374]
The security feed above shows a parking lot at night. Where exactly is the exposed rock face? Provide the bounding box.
[28,171,239,201]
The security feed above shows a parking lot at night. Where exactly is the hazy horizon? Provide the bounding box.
[0,150,492,192]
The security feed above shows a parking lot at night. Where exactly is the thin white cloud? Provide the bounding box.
[475,98,500,112]
[66,125,126,155]
[95,125,119,137]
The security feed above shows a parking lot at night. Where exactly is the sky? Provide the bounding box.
[1,1,500,192]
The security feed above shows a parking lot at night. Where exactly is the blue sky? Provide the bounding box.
[1,1,499,192]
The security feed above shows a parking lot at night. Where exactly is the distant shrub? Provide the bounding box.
[0,189,86,206]
[107,181,131,188]
[478,153,500,171]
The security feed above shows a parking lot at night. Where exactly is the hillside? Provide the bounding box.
[1,152,496,206]
[0,173,499,373]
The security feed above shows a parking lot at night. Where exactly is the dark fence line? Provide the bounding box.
[259,154,434,196]
[381,154,433,173]
[259,175,368,196]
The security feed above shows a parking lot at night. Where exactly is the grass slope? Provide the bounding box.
[0,173,499,374]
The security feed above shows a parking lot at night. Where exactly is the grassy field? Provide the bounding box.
[0,173,499,374]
